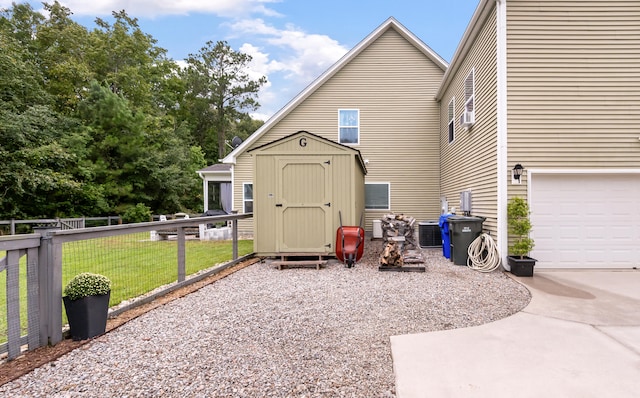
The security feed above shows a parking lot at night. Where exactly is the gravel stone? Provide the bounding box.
[0,242,530,397]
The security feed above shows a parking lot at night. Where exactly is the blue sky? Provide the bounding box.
[3,0,480,119]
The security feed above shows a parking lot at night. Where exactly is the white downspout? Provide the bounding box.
[496,0,509,269]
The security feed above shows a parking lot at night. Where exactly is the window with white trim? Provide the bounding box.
[448,99,455,143]
[464,69,475,115]
[243,183,253,213]
[365,183,390,210]
[338,109,359,144]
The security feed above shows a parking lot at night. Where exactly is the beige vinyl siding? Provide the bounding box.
[507,0,640,169]
[235,27,444,232]
[440,5,499,235]
[232,154,254,235]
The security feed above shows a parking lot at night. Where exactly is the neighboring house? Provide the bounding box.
[197,164,233,214]
[211,0,640,269]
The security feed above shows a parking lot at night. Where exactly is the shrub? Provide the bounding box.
[122,203,152,224]
[64,273,112,301]
[507,197,535,258]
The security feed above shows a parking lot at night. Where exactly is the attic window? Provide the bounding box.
[339,109,359,144]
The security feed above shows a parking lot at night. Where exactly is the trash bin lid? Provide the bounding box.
[438,214,452,227]
[447,215,486,223]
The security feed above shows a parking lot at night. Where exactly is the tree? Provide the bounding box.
[0,2,44,59]
[0,18,100,218]
[35,1,93,113]
[183,40,266,162]
[87,10,180,114]
[76,81,205,215]
[0,6,48,112]
[76,81,147,213]
[231,113,264,143]
[1,3,228,218]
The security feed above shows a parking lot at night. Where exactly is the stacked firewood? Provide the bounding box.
[380,241,404,267]
[380,213,417,250]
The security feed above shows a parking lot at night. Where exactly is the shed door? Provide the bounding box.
[276,157,333,253]
[531,173,640,269]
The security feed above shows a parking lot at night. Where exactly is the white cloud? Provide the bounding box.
[249,111,271,122]
[232,20,348,120]
[231,19,348,84]
[175,59,189,70]
[239,42,286,77]
[238,42,281,120]
[48,0,282,18]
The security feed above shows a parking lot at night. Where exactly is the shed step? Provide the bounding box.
[378,265,425,272]
[273,260,327,270]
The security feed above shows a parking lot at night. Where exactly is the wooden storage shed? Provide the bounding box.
[249,130,367,256]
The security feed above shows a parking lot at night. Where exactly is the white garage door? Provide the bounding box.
[530,173,640,269]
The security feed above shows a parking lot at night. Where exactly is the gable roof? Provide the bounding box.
[196,163,231,181]
[222,17,448,164]
[247,130,367,174]
[198,164,231,173]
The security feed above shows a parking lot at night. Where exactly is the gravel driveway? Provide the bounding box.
[1,242,530,397]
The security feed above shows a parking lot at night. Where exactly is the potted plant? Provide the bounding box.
[507,197,537,276]
[63,272,112,340]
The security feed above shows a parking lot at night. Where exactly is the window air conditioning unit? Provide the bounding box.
[460,111,475,128]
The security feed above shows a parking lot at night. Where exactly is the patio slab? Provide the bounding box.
[391,270,640,397]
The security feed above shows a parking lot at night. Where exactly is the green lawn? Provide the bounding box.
[1,236,253,344]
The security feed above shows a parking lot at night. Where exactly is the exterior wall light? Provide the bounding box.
[512,163,524,184]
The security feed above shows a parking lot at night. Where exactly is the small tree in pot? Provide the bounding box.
[507,197,536,276]
[63,273,112,340]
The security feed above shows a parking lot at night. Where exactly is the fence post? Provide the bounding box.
[232,216,238,260]
[36,226,63,346]
[177,227,186,282]
[10,219,15,235]
[6,250,21,359]
[26,247,40,351]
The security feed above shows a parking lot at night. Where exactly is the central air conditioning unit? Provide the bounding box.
[460,110,475,128]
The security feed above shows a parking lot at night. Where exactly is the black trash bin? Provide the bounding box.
[448,216,485,265]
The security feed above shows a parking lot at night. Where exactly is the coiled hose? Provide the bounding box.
[466,233,501,272]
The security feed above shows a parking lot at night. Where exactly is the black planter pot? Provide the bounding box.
[63,292,110,341]
[507,256,537,277]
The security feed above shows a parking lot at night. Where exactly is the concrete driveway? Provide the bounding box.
[391,270,640,397]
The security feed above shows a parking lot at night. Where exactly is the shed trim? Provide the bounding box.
[249,130,368,175]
